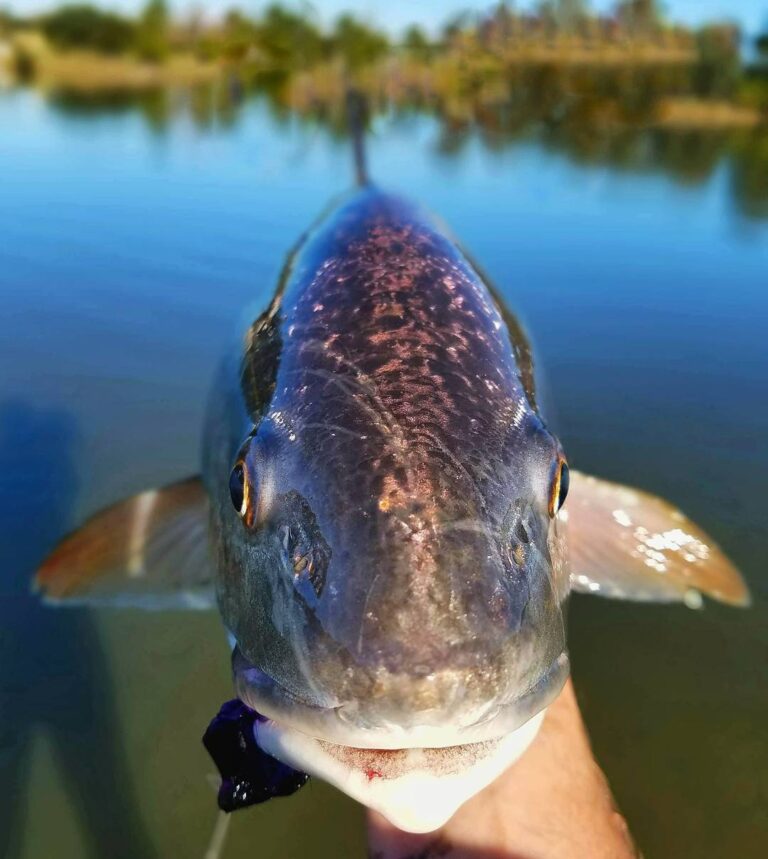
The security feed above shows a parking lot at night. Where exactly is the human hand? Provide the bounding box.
[367,680,638,859]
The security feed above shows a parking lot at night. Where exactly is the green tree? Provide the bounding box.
[42,5,135,54]
[256,4,326,71]
[135,0,169,62]
[490,2,516,40]
[756,31,768,60]
[441,11,472,46]
[555,0,589,34]
[222,8,257,63]
[402,25,432,60]
[331,14,389,71]
[537,2,558,37]
[616,0,661,38]
[695,23,741,97]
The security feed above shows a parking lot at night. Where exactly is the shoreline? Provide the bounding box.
[5,32,220,92]
[2,32,765,131]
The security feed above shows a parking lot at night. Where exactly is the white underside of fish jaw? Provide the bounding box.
[254,709,545,834]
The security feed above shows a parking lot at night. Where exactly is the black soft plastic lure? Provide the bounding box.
[203,699,309,812]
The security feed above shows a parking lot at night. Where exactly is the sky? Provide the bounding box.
[5,0,767,35]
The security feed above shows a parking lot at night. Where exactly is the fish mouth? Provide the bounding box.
[234,650,568,831]
[255,707,547,833]
[233,648,569,750]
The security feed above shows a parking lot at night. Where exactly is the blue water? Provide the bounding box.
[1,88,766,857]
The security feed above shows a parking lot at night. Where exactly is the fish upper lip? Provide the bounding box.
[233,647,569,750]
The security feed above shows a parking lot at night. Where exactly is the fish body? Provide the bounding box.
[36,182,750,834]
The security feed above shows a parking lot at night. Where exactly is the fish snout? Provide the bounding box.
[327,521,567,738]
[336,649,510,736]
[325,621,569,748]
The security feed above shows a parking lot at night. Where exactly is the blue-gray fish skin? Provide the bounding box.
[204,188,569,749]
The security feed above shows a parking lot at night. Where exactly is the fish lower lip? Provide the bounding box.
[254,710,547,834]
[233,648,570,751]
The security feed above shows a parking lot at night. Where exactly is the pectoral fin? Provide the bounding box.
[35,476,215,609]
[565,471,750,608]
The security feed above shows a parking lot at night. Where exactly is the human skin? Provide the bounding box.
[367,680,639,859]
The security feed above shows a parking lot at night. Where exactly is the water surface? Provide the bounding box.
[1,88,766,858]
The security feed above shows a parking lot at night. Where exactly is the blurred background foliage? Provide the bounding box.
[0,1,763,99]
[3,0,766,218]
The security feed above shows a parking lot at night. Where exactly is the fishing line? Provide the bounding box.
[204,809,232,859]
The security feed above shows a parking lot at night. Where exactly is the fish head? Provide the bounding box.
[221,374,569,750]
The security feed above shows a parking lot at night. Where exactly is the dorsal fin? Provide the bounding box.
[346,88,369,187]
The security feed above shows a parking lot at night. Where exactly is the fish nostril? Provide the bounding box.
[276,491,331,598]
[516,519,531,544]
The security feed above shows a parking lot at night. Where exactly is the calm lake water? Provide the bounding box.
[1,86,766,858]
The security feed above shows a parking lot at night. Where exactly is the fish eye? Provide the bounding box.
[229,461,250,522]
[548,459,569,518]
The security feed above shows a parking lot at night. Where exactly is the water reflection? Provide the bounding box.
[39,72,768,222]
[732,133,768,219]
[0,401,155,859]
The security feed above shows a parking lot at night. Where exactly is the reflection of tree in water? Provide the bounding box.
[44,69,768,222]
[0,401,156,859]
[416,65,768,223]
[47,83,242,134]
[48,87,171,135]
[731,132,768,219]
[651,130,726,183]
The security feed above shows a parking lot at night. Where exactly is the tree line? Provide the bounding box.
[1,0,765,71]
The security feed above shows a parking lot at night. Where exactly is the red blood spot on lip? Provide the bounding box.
[365,768,383,781]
